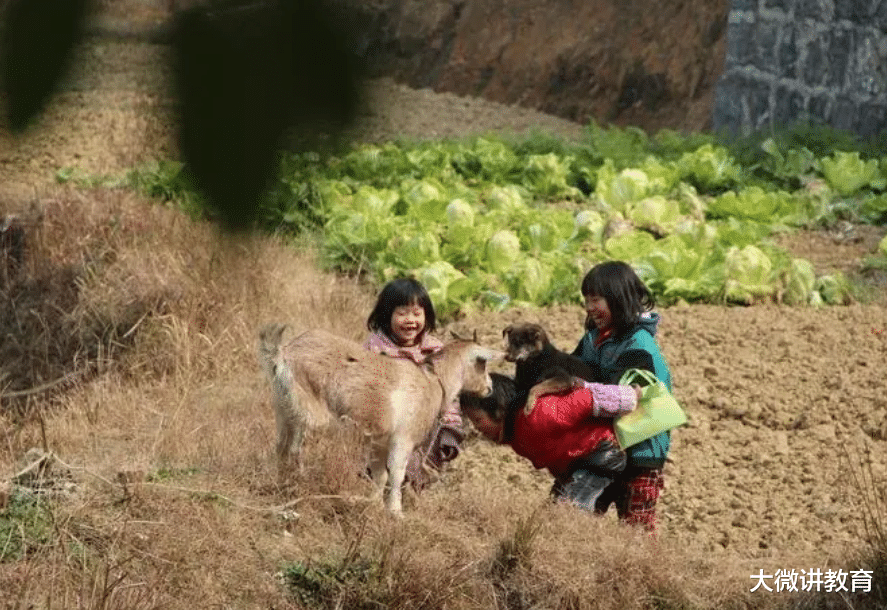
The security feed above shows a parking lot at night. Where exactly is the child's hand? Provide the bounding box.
[632,384,643,403]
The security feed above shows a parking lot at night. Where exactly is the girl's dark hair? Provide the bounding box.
[580,261,655,337]
[366,278,436,342]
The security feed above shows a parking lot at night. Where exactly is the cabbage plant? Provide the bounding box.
[604,230,656,261]
[723,245,775,304]
[521,153,582,199]
[486,184,527,213]
[414,261,475,316]
[819,151,885,196]
[394,232,441,269]
[815,273,852,305]
[485,230,522,274]
[595,164,651,209]
[782,258,816,306]
[626,196,681,236]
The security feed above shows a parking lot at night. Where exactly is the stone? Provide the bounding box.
[715,0,887,136]
[773,430,789,455]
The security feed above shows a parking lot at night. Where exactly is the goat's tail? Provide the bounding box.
[258,323,287,381]
[258,323,296,413]
[258,323,305,472]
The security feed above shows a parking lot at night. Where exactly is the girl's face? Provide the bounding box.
[464,409,504,443]
[391,301,426,346]
[584,294,613,332]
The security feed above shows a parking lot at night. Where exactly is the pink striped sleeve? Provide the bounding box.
[583,381,637,417]
[364,332,404,358]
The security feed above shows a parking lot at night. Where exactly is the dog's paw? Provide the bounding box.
[524,375,576,414]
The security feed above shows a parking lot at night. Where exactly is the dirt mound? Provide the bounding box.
[357,0,728,133]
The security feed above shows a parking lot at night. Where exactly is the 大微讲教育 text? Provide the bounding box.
[751,568,872,593]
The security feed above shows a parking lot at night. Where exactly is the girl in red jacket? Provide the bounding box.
[465,262,667,529]
[465,376,640,511]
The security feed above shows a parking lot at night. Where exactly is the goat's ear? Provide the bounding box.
[261,322,287,344]
[451,329,481,343]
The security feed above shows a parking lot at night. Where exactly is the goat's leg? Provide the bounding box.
[385,440,412,516]
[274,401,295,479]
[367,441,389,503]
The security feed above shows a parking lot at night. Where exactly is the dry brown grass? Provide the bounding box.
[0,187,826,610]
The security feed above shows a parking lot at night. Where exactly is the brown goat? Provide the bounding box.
[258,324,500,515]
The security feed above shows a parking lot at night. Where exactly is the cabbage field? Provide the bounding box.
[129,123,887,316]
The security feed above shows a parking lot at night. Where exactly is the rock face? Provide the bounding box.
[347,0,730,133]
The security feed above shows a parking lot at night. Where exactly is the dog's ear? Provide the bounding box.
[503,324,514,339]
[530,325,546,344]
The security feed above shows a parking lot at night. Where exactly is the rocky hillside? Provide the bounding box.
[349,0,729,133]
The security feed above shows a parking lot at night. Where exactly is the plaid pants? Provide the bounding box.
[594,465,664,532]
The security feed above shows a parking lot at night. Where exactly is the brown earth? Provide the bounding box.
[356,0,728,133]
[1,31,887,579]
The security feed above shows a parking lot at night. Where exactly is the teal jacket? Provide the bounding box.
[572,312,672,467]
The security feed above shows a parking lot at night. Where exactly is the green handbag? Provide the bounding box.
[615,368,688,450]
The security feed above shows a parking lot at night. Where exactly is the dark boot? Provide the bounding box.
[554,469,614,510]
[569,439,627,477]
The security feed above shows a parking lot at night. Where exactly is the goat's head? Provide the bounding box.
[459,372,517,444]
[502,323,550,362]
[459,372,515,421]
[457,343,503,398]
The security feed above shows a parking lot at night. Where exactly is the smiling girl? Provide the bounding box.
[572,261,673,532]
[364,278,464,490]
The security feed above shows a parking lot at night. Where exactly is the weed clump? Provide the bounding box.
[0,489,53,562]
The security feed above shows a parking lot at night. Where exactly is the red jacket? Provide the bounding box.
[510,388,618,478]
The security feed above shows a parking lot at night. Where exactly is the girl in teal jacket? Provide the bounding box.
[572,261,673,532]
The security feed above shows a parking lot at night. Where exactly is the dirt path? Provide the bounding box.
[2,37,886,566]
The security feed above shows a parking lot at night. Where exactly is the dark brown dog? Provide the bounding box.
[502,323,600,412]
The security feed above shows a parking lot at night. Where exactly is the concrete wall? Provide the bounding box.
[712,0,887,136]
